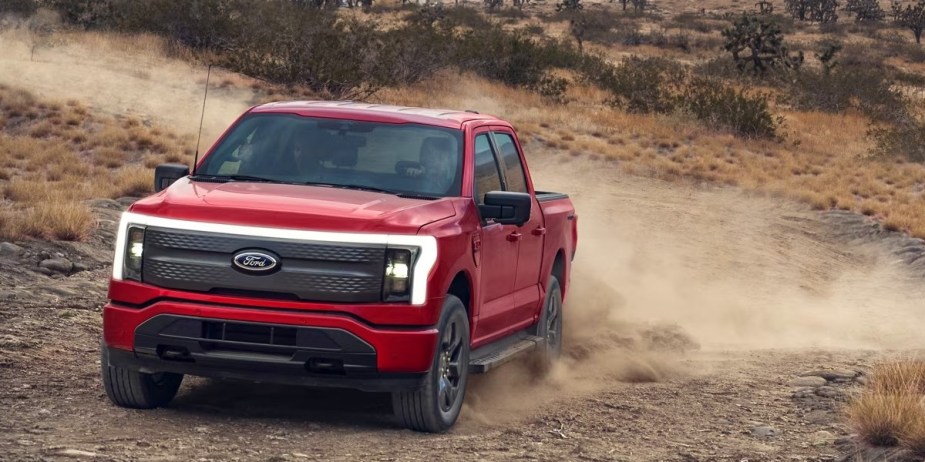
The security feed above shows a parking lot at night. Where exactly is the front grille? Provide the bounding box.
[141,227,386,303]
[203,321,297,347]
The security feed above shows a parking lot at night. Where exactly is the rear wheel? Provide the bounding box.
[101,345,183,409]
[533,276,563,373]
[392,295,470,433]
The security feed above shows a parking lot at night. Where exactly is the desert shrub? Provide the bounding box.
[672,12,725,33]
[678,78,780,138]
[783,40,909,123]
[0,0,37,16]
[537,74,569,103]
[457,29,581,89]
[598,56,685,113]
[5,201,95,241]
[847,361,925,448]
[437,4,493,29]
[44,0,121,29]
[871,120,925,162]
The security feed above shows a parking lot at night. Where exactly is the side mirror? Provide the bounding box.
[154,163,190,192]
[479,191,531,227]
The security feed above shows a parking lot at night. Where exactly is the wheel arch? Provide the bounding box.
[446,270,473,319]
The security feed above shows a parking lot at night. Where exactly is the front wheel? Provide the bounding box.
[533,275,563,374]
[101,345,183,409]
[392,295,470,433]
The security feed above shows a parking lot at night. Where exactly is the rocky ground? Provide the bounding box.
[2,157,925,461]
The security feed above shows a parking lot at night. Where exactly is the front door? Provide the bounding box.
[471,131,520,344]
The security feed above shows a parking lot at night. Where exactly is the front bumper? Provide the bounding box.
[103,301,438,392]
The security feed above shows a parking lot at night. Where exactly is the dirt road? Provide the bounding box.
[2,153,924,461]
[3,26,925,461]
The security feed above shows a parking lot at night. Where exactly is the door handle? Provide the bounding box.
[532,227,546,236]
[507,232,522,242]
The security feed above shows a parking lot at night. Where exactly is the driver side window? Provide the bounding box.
[472,134,503,206]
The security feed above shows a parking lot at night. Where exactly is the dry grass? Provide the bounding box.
[0,84,194,241]
[847,360,925,454]
[5,2,925,242]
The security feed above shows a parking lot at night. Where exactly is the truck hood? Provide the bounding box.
[128,178,457,234]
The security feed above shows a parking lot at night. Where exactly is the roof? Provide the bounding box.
[249,100,503,129]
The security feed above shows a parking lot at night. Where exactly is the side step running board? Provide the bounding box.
[468,335,545,374]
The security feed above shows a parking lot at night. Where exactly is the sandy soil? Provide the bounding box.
[2,155,923,461]
[2,21,925,461]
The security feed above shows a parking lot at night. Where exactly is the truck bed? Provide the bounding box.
[535,191,569,202]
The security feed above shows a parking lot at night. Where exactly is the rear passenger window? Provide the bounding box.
[473,134,503,205]
[492,132,528,194]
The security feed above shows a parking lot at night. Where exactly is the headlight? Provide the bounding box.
[383,247,416,302]
[123,225,145,281]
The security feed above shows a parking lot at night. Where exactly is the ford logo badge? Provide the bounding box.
[232,251,278,273]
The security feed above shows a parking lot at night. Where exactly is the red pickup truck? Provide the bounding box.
[101,101,577,432]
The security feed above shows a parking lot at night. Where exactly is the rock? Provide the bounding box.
[72,262,88,273]
[87,199,123,210]
[792,387,817,399]
[815,386,841,398]
[800,369,858,381]
[34,267,53,276]
[856,375,869,386]
[58,449,99,458]
[39,258,73,274]
[834,435,856,446]
[789,376,827,387]
[0,242,23,256]
[804,410,833,424]
[811,430,835,446]
[751,426,778,438]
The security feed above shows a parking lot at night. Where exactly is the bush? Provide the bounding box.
[871,121,925,163]
[0,0,37,16]
[784,41,909,123]
[678,78,781,138]
[598,56,684,113]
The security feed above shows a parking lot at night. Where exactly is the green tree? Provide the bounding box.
[785,0,839,23]
[893,0,925,44]
[845,0,885,21]
[722,14,804,75]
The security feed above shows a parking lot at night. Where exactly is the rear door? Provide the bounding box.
[471,130,520,343]
[491,130,545,328]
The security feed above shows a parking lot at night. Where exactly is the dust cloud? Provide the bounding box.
[0,17,256,148]
[463,155,925,425]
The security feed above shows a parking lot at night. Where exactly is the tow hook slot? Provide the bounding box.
[306,358,345,375]
[157,345,193,362]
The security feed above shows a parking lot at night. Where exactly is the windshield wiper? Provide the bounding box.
[191,174,286,184]
[302,182,401,195]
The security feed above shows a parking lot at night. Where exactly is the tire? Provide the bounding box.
[533,275,563,374]
[101,345,183,409]
[392,295,470,433]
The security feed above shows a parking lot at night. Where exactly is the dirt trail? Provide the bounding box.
[2,26,925,461]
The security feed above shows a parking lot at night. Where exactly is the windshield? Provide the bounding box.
[196,113,464,197]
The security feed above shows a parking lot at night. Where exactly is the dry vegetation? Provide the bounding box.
[3,0,925,242]
[847,360,925,455]
[0,84,193,240]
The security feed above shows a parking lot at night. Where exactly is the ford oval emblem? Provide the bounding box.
[233,251,278,273]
